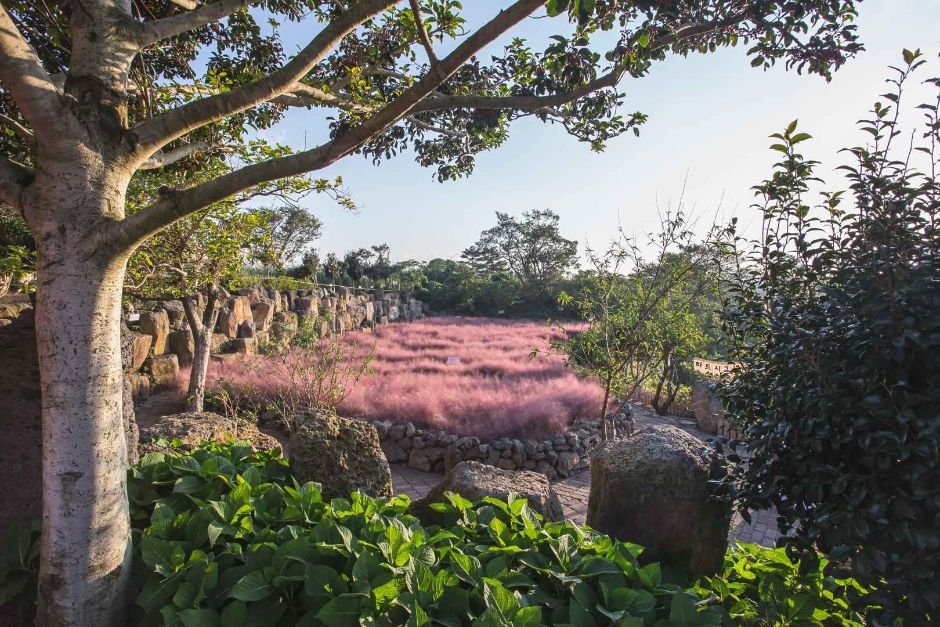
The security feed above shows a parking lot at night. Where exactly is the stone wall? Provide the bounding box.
[371,412,635,480]
[691,379,742,439]
[123,285,426,404]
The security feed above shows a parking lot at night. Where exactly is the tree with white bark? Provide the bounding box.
[0,0,863,622]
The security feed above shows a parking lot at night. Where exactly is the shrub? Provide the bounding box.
[208,333,374,428]
[693,544,873,626]
[1,441,884,625]
[126,441,723,626]
[717,52,940,621]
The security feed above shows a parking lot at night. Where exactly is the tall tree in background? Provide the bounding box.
[256,204,324,270]
[0,0,862,620]
[462,209,578,295]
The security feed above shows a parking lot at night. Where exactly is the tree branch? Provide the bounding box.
[409,0,438,65]
[117,0,544,247]
[0,155,32,208]
[0,113,35,144]
[141,0,253,46]
[272,83,377,114]
[407,116,462,137]
[0,5,63,138]
[409,14,747,115]
[138,140,218,170]
[132,0,400,159]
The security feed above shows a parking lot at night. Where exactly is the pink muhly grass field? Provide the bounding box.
[338,317,603,438]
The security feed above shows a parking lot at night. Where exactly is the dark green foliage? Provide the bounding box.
[717,52,940,622]
[462,210,579,297]
[127,441,724,626]
[0,520,40,623]
[693,544,872,626]
[1,441,885,625]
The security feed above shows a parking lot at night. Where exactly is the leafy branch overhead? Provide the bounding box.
[1,0,863,215]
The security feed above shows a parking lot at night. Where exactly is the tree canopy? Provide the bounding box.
[462,209,579,294]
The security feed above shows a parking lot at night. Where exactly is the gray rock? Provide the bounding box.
[692,380,724,434]
[410,461,564,526]
[139,411,279,456]
[289,409,391,500]
[586,426,731,577]
[408,446,445,472]
[163,300,186,329]
[381,440,409,463]
[496,458,516,471]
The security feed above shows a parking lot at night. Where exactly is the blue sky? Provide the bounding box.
[260,1,939,262]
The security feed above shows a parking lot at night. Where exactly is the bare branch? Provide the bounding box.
[138,141,218,170]
[0,155,32,208]
[0,5,63,137]
[407,116,461,137]
[141,0,252,45]
[273,84,377,114]
[133,0,400,159]
[168,0,199,9]
[0,113,35,143]
[117,0,545,246]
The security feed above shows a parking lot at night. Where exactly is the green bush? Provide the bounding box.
[693,544,872,626]
[717,52,940,621]
[2,440,879,625]
[127,441,720,626]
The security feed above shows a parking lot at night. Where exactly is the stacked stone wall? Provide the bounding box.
[123,286,426,404]
[371,412,634,480]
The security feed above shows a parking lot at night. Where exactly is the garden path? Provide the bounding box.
[392,404,782,548]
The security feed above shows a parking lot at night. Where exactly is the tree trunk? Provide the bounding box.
[187,326,212,412]
[183,291,220,413]
[599,377,612,441]
[33,232,132,626]
[24,146,135,625]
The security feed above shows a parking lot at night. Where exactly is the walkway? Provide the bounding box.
[392,405,781,547]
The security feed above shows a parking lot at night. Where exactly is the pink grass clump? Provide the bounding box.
[339,317,602,439]
[206,317,604,439]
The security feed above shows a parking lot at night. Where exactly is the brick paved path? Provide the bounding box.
[392,405,781,547]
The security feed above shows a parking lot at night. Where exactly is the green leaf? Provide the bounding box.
[178,607,221,627]
[229,570,274,602]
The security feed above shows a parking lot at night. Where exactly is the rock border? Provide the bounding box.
[367,411,634,480]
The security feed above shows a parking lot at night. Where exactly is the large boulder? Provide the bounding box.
[217,296,252,338]
[168,329,194,365]
[411,461,564,526]
[149,353,179,388]
[289,410,392,500]
[251,300,274,331]
[139,411,280,455]
[586,426,730,576]
[139,309,169,355]
[691,380,723,434]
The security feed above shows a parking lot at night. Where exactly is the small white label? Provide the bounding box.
[127,313,140,322]
[446,356,460,365]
